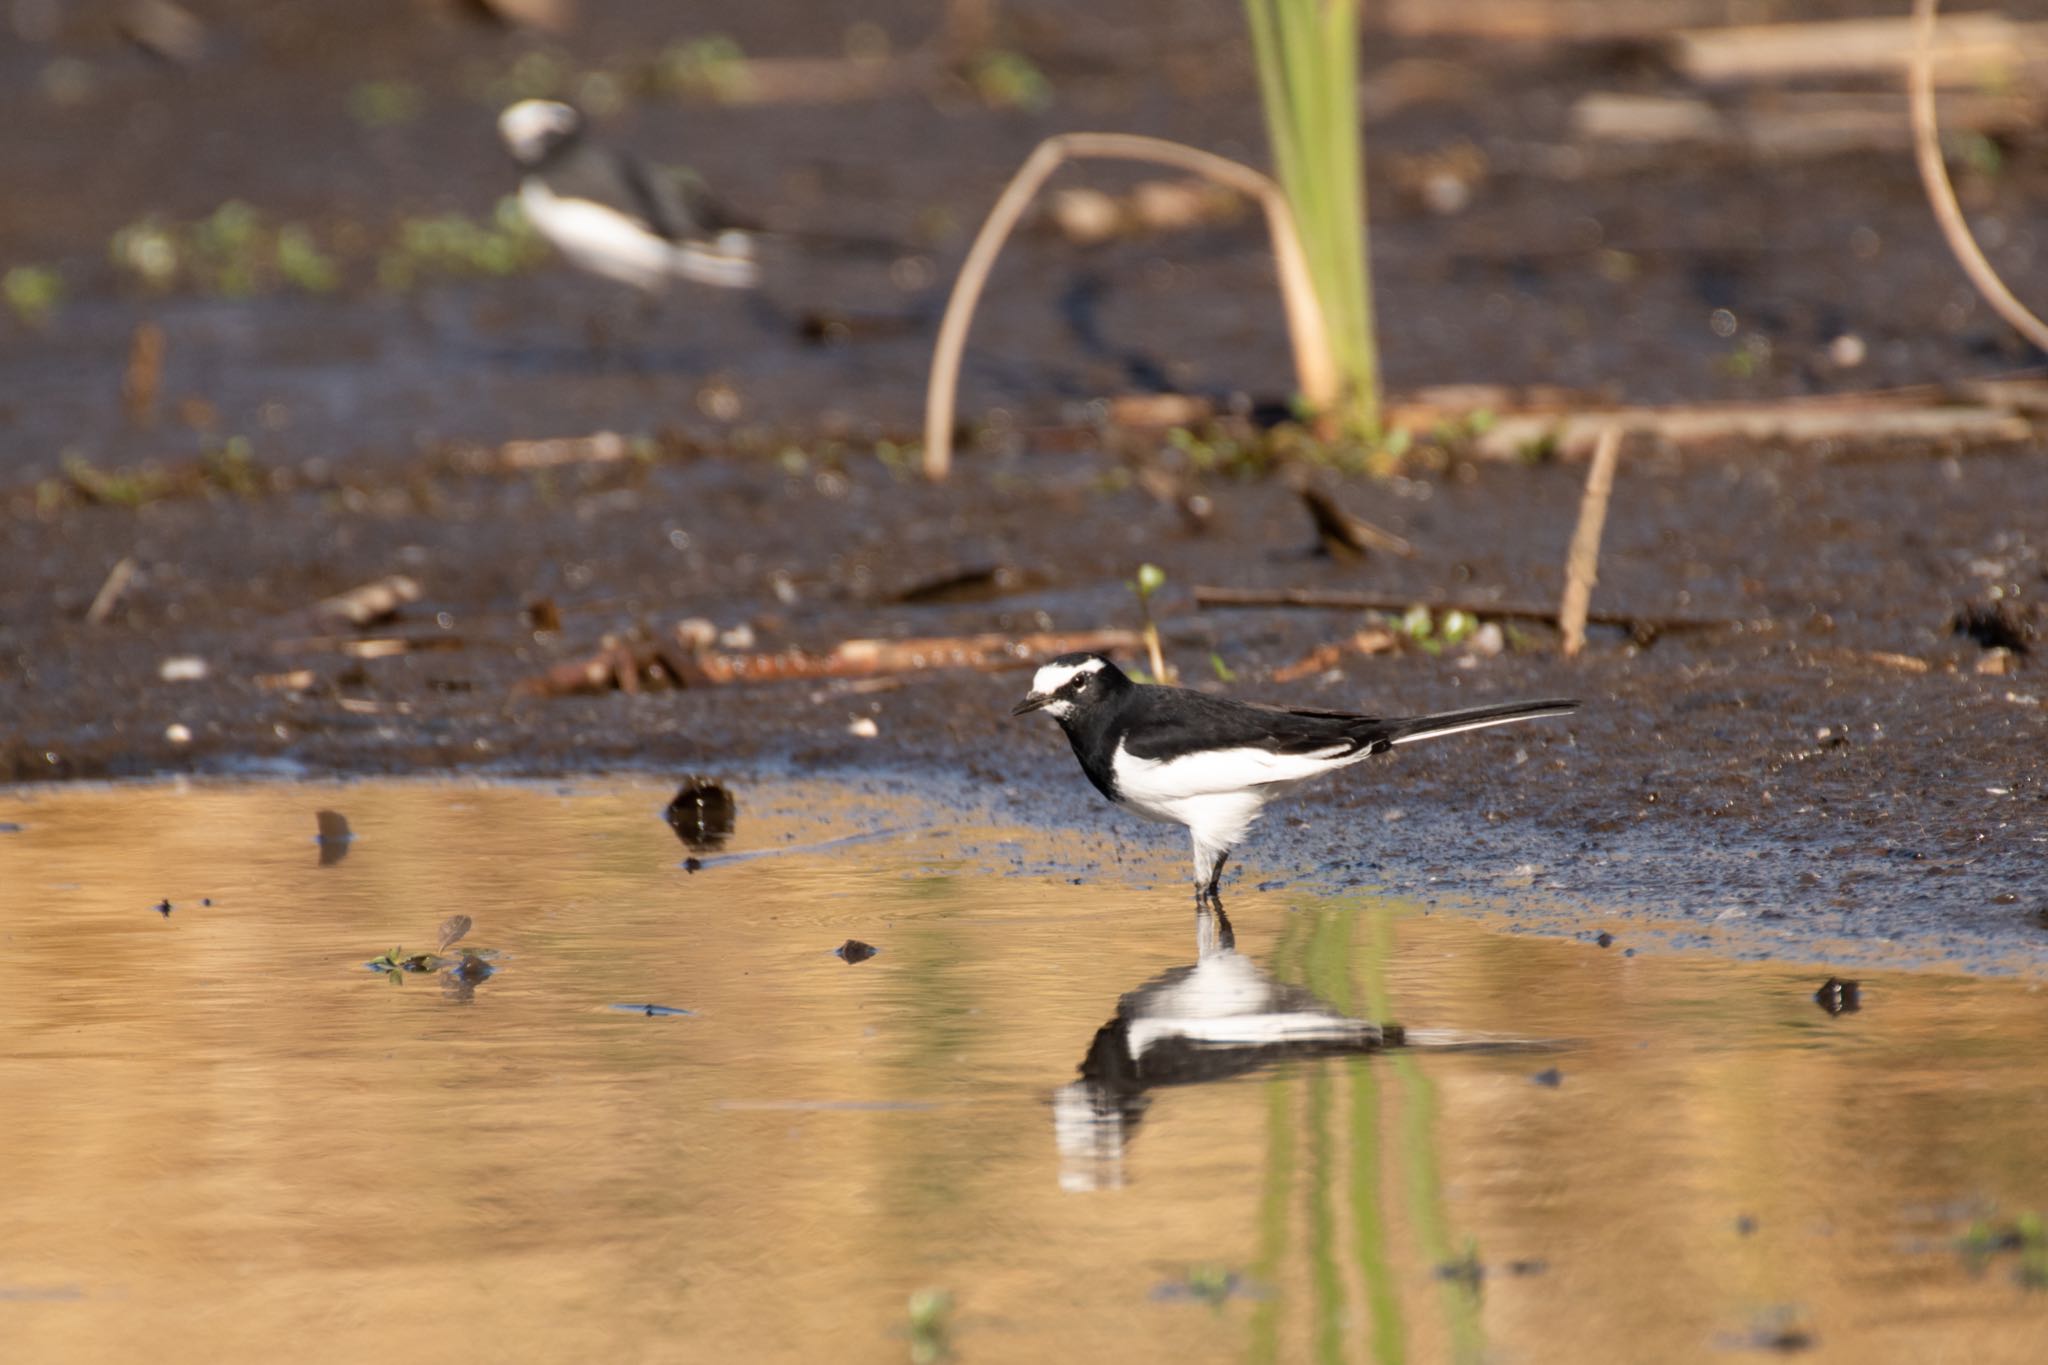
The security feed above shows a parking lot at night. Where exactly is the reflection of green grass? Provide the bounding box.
[1250,918,1303,1365]
[1363,908,1483,1361]
[1252,902,1483,1363]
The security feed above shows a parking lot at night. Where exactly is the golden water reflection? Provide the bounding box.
[3,780,2047,1363]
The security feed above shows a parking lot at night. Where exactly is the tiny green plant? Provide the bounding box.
[970,50,1051,111]
[1132,562,1173,683]
[347,79,425,129]
[655,36,751,102]
[906,1287,953,1364]
[1960,1210,2048,1288]
[3,264,63,325]
[1183,1264,1236,1310]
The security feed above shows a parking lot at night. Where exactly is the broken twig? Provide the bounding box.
[1193,585,1735,642]
[1558,426,1623,659]
[315,575,421,628]
[85,556,138,625]
[513,628,1145,698]
[1271,628,1398,683]
[1294,481,1415,559]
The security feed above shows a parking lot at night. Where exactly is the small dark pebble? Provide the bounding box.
[836,939,879,964]
[201,897,212,907]
[1815,977,1861,1016]
[683,856,702,873]
[1595,931,1613,948]
[1531,1067,1563,1088]
[1505,1259,1547,1277]
[0,822,22,833]
[1736,1214,1759,1236]
[155,898,171,918]
[1623,948,1636,958]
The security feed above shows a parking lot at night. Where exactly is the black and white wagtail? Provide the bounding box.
[1013,653,1579,902]
[497,98,761,292]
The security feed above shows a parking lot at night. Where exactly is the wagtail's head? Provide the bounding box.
[498,98,583,167]
[1012,653,1129,722]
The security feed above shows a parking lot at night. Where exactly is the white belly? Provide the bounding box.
[521,181,680,292]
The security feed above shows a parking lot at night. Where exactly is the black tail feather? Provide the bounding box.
[1381,698,1580,747]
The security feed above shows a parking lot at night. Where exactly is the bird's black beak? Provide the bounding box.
[1011,693,1051,717]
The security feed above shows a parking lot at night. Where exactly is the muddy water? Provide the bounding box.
[4,781,2048,1364]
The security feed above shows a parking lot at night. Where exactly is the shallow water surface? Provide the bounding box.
[4,780,2048,1363]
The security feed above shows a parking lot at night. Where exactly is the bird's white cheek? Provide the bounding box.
[1044,700,1077,720]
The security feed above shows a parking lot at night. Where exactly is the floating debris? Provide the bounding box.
[366,914,499,1000]
[1149,1266,1257,1306]
[0,822,22,834]
[1595,931,1614,948]
[1531,1067,1563,1087]
[835,939,879,964]
[610,1003,693,1017]
[1814,977,1861,1016]
[665,780,736,851]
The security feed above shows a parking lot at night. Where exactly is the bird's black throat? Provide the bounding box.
[1051,690,1130,806]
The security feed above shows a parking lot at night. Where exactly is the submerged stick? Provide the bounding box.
[1909,0,2048,354]
[922,131,1335,480]
[1558,426,1623,659]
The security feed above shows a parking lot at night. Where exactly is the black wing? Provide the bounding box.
[1119,687,1393,762]
[642,163,760,238]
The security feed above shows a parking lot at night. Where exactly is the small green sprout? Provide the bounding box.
[347,79,424,129]
[970,50,1052,111]
[1132,563,1173,683]
[4,264,63,325]
[907,1287,953,1364]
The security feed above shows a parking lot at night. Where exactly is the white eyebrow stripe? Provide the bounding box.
[1029,658,1104,694]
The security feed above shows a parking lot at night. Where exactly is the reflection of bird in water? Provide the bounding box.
[1054,904,1399,1192]
[497,99,762,293]
[1013,653,1578,906]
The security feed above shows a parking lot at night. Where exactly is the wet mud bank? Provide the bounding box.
[5,2,2048,970]
[6,437,2047,974]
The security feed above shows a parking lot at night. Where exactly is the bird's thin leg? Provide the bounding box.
[1202,850,1230,904]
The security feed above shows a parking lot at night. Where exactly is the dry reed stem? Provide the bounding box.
[1910,0,2048,354]
[1558,425,1623,659]
[922,132,1336,480]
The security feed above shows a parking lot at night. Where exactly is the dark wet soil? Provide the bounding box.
[5,1,2048,967]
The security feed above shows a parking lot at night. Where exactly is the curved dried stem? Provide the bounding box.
[1910,0,2048,353]
[922,131,1336,481]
